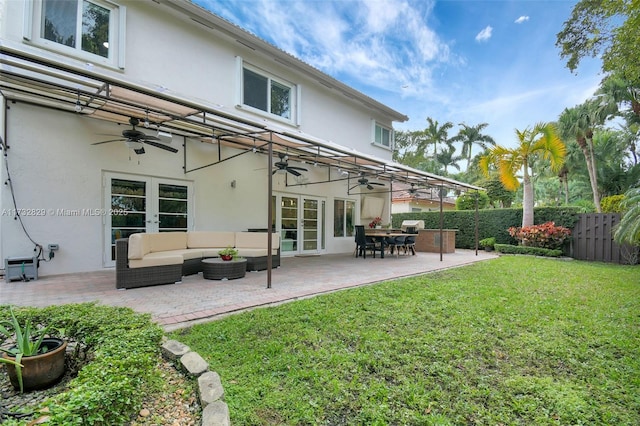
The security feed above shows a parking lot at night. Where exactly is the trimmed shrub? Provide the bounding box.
[0,303,164,425]
[495,244,563,257]
[508,221,572,250]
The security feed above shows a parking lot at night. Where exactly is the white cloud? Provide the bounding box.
[210,0,450,95]
[515,16,530,24]
[475,26,493,42]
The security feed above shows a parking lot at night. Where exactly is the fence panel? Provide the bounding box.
[572,213,638,264]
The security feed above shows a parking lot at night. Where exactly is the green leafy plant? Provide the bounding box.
[479,237,496,250]
[218,246,239,259]
[0,303,164,424]
[0,306,57,393]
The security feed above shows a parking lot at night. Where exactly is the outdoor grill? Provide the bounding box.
[400,220,425,233]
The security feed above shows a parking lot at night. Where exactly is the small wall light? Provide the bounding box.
[230,180,236,189]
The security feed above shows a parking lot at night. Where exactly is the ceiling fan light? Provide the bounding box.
[126,140,144,150]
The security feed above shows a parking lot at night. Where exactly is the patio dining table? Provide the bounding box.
[364,230,418,258]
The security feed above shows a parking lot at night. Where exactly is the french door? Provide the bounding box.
[103,172,193,267]
[277,194,324,255]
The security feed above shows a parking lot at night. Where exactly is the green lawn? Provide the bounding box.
[171,256,640,425]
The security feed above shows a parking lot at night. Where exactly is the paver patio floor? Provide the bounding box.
[0,250,497,330]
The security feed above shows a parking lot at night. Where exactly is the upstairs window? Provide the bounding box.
[25,0,124,67]
[240,63,296,122]
[374,122,393,149]
[43,0,111,58]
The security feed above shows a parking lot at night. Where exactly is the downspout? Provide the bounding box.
[267,134,273,289]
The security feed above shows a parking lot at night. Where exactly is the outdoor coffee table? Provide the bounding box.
[201,258,247,280]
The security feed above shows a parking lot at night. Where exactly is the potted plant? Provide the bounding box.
[369,217,382,229]
[479,237,496,252]
[218,246,238,261]
[0,307,66,393]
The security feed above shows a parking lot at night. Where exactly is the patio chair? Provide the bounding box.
[392,235,406,257]
[403,235,416,255]
[355,225,378,258]
[385,236,398,256]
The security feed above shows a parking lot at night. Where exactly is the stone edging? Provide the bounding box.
[161,339,230,426]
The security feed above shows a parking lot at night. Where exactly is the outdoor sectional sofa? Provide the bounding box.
[116,231,280,289]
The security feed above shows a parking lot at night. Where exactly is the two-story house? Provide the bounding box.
[0,0,480,277]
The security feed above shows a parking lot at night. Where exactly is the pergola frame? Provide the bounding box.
[1,46,482,288]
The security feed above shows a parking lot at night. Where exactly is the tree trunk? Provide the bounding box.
[586,137,602,212]
[522,164,534,228]
[577,137,601,212]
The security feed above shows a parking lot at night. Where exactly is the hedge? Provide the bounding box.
[494,244,563,257]
[392,207,582,249]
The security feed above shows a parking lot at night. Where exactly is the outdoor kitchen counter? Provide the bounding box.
[415,229,457,253]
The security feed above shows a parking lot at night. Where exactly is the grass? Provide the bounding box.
[171,256,640,425]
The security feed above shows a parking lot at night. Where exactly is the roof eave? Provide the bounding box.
[159,0,409,123]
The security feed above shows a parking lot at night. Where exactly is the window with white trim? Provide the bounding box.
[373,122,393,149]
[25,0,125,67]
[334,199,356,237]
[240,61,296,122]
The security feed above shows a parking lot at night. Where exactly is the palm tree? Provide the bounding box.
[452,123,496,168]
[422,118,454,158]
[435,145,463,174]
[479,123,566,227]
[557,103,604,212]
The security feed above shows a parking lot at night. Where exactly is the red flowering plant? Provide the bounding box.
[368,217,382,228]
[508,221,571,250]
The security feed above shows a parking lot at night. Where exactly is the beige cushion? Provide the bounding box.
[187,231,236,249]
[145,249,203,261]
[128,233,151,260]
[200,248,228,258]
[236,248,269,257]
[234,232,280,249]
[148,232,187,253]
[129,255,183,269]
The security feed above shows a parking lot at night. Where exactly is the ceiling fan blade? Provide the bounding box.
[272,169,279,175]
[287,168,302,177]
[287,166,308,172]
[134,147,145,155]
[370,182,385,186]
[143,140,178,153]
[367,184,374,190]
[92,139,125,145]
[348,184,359,191]
[141,134,161,141]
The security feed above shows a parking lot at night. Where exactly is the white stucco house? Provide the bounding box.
[0,0,480,277]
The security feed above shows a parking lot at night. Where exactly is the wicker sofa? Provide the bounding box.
[116,231,280,289]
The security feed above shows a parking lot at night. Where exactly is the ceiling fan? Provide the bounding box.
[349,173,385,191]
[93,117,178,155]
[273,153,308,176]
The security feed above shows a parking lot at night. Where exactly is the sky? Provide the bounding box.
[194,0,604,155]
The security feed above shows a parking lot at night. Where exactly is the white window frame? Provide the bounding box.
[236,57,299,125]
[372,121,394,150]
[23,0,126,69]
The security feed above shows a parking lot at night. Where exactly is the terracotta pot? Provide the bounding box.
[3,338,67,391]
[220,254,233,261]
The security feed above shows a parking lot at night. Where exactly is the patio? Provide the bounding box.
[0,250,496,331]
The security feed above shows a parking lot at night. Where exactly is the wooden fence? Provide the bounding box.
[572,213,639,264]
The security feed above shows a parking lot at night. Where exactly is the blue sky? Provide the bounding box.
[194,0,603,153]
